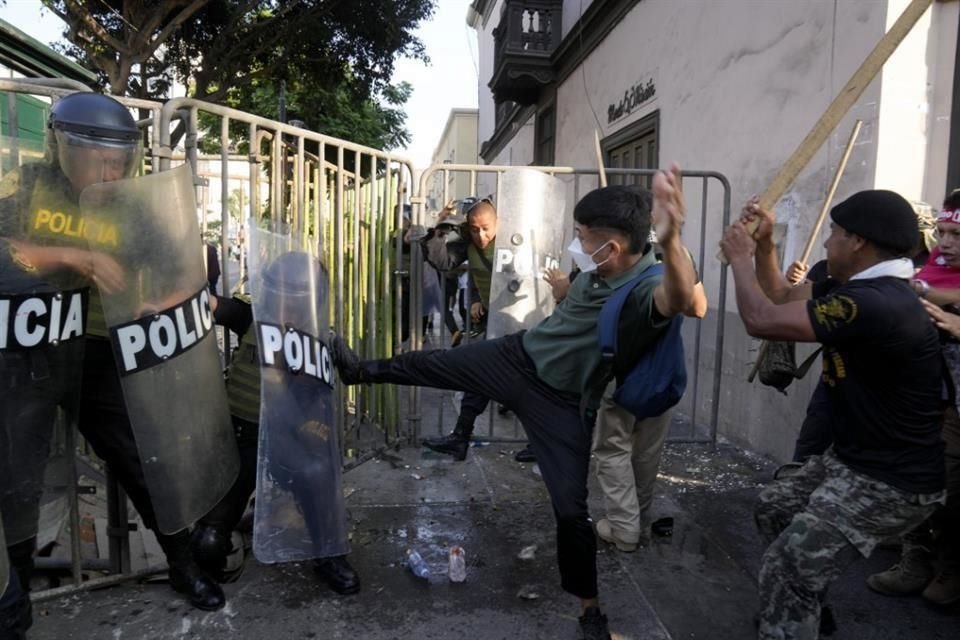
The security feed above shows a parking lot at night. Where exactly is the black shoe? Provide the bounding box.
[191,525,246,584]
[191,525,230,574]
[514,445,536,463]
[578,607,612,640]
[423,431,471,461]
[497,403,511,417]
[820,604,837,636]
[313,556,361,595]
[329,332,365,384]
[168,562,226,611]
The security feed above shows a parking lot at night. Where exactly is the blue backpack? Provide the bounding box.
[597,263,687,419]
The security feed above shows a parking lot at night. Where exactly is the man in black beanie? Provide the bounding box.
[720,190,946,640]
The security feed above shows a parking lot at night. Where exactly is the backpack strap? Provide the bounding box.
[598,263,665,360]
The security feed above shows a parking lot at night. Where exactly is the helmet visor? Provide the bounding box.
[55,129,141,191]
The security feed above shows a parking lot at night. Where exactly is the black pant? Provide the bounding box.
[363,333,598,599]
[198,417,258,533]
[0,546,30,638]
[442,276,460,335]
[201,407,345,558]
[458,392,490,432]
[792,381,833,462]
[77,339,192,565]
[1,342,82,546]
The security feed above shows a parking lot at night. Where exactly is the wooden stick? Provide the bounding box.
[720,0,934,264]
[798,120,863,266]
[747,120,863,383]
[594,129,607,188]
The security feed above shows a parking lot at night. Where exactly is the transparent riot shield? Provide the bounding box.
[485,169,566,339]
[79,165,238,534]
[1,139,86,550]
[248,225,348,563]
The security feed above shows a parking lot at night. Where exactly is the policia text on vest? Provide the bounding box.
[0,288,88,349]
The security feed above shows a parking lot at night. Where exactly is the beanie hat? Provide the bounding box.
[829,190,919,255]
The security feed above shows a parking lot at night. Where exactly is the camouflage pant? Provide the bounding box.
[754,450,944,640]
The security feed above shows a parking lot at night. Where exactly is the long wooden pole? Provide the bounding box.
[798,120,863,265]
[747,120,863,383]
[721,0,934,263]
[594,129,607,187]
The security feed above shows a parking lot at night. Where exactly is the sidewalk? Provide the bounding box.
[26,420,959,639]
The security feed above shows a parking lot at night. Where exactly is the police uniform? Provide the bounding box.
[0,92,224,615]
[0,158,97,637]
[419,222,497,458]
[193,295,360,594]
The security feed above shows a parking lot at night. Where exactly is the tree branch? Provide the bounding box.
[62,0,129,53]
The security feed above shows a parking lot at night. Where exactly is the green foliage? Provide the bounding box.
[42,1,435,147]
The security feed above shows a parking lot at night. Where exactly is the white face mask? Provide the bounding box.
[567,237,612,273]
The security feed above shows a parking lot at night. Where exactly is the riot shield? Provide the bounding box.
[1,139,86,550]
[485,169,566,339]
[0,512,7,594]
[248,225,348,563]
[79,164,239,534]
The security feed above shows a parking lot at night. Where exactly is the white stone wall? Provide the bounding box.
[474,0,957,459]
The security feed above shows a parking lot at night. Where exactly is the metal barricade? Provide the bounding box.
[409,164,731,446]
[153,98,417,460]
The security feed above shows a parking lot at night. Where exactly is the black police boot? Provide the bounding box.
[578,606,612,640]
[191,524,246,584]
[168,560,226,611]
[329,332,367,384]
[313,555,361,595]
[514,444,536,463]
[423,420,473,461]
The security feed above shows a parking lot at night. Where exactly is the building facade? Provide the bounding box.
[426,107,480,210]
[468,0,960,460]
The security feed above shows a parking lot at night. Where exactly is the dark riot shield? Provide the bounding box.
[1,140,86,549]
[0,512,7,594]
[485,168,566,339]
[79,165,238,534]
[248,225,348,563]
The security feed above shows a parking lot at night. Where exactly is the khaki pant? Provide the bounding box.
[591,384,671,542]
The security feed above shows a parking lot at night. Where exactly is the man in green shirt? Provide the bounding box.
[331,166,697,640]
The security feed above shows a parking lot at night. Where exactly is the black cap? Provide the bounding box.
[829,190,919,255]
[48,92,139,141]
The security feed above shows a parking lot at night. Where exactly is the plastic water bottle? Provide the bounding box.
[448,545,466,583]
[406,549,430,579]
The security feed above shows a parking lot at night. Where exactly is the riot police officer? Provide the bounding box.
[193,247,360,595]
[0,93,225,616]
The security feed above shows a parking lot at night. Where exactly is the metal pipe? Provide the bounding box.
[711,173,732,449]
[64,423,82,586]
[220,117,231,296]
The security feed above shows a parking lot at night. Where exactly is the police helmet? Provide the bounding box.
[46,92,141,190]
[261,250,326,331]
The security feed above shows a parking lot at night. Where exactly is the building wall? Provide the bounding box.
[475,1,502,153]
[476,0,958,460]
[427,109,480,209]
